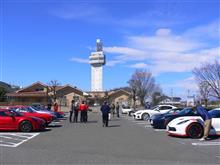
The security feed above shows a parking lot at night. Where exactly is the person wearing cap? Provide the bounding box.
[100,101,110,127]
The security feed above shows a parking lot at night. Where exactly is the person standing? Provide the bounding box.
[73,101,79,123]
[70,100,79,123]
[111,103,115,118]
[194,102,212,141]
[79,101,87,123]
[53,102,59,112]
[69,100,74,123]
[100,101,110,127]
[116,102,120,118]
[84,101,89,122]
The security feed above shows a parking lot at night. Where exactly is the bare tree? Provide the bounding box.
[193,60,220,99]
[48,80,60,102]
[198,81,210,107]
[128,69,157,106]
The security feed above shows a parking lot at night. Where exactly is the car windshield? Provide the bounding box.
[25,107,36,113]
[151,106,159,110]
[122,106,130,109]
[208,110,220,118]
[177,108,193,115]
[32,105,46,110]
[8,110,23,116]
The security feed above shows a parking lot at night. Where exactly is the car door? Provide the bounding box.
[210,111,220,133]
[0,111,16,129]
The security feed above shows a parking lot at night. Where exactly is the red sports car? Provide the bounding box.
[9,106,54,125]
[0,109,46,132]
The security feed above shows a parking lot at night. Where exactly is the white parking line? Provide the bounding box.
[154,129,166,132]
[192,142,220,146]
[0,133,40,147]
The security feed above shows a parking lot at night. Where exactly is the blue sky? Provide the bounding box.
[1,0,219,99]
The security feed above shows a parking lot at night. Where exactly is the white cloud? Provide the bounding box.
[130,63,149,69]
[106,60,124,67]
[169,76,197,90]
[156,28,171,36]
[183,20,220,40]
[104,21,220,72]
[70,57,89,64]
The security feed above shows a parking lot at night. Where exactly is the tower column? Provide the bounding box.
[89,39,105,92]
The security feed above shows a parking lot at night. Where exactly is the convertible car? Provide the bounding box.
[167,109,220,138]
[0,109,46,132]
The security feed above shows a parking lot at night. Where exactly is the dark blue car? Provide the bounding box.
[150,107,198,129]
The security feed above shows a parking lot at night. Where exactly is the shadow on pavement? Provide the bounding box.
[86,120,98,124]
[47,124,62,128]
[107,124,121,128]
[41,128,52,132]
[208,135,220,140]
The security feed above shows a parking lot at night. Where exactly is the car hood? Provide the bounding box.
[168,116,202,126]
[36,110,52,114]
[134,109,153,114]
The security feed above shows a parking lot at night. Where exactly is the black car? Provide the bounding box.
[150,108,198,129]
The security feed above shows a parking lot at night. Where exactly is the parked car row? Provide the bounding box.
[131,105,220,139]
[0,105,66,132]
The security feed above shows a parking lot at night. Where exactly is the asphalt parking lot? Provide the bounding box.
[0,112,220,165]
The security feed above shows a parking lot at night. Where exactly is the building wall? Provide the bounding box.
[8,97,48,106]
[109,94,131,105]
[64,92,84,107]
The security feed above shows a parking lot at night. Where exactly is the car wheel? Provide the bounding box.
[187,123,203,138]
[20,120,33,132]
[142,113,150,121]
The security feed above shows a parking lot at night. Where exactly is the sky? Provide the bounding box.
[1,0,220,100]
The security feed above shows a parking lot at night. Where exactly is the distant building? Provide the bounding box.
[0,81,20,92]
[160,97,182,106]
[86,89,132,106]
[187,96,195,107]
[7,81,84,106]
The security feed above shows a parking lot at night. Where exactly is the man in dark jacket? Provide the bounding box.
[194,102,212,141]
[100,101,110,127]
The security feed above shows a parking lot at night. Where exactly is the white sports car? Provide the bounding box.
[167,109,220,138]
[121,106,133,114]
[133,105,177,121]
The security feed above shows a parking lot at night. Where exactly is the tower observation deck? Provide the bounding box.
[89,39,106,91]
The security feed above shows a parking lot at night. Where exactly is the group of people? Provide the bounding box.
[109,102,120,118]
[69,100,120,127]
[69,100,89,123]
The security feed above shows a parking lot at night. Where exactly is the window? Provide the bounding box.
[160,106,172,110]
[0,111,7,116]
[209,110,220,118]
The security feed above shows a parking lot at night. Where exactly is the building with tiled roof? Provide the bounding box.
[7,81,84,106]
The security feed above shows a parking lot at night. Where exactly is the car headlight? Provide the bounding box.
[177,120,189,125]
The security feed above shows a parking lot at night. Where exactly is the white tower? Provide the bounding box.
[89,39,106,91]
